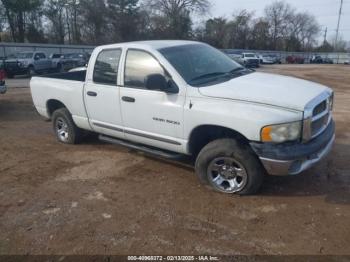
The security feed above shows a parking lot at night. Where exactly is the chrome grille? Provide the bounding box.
[5,62,18,69]
[313,101,327,116]
[310,99,330,139]
[303,91,333,142]
[311,112,329,137]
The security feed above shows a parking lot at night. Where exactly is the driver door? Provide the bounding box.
[120,49,185,152]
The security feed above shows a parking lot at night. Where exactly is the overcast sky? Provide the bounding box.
[205,0,350,43]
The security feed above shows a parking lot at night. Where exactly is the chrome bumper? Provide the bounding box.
[260,135,335,176]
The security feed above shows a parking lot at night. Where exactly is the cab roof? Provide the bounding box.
[97,40,201,51]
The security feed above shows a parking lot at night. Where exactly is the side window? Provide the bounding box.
[35,53,45,59]
[124,50,165,89]
[93,49,121,85]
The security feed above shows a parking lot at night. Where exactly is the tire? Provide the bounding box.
[52,108,82,144]
[57,63,63,73]
[195,138,264,195]
[28,65,35,77]
[7,73,14,79]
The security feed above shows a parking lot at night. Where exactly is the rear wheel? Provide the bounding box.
[195,138,264,195]
[52,108,82,144]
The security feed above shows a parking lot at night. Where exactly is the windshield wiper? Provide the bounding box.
[229,67,246,74]
[189,72,229,84]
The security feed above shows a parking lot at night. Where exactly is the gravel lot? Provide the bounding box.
[0,65,349,255]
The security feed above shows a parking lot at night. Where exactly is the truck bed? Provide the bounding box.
[30,70,88,121]
[40,70,86,82]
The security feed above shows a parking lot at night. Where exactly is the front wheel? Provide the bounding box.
[28,66,35,77]
[195,138,264,195]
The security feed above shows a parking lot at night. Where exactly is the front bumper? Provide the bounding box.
[5,64,29,75]
[250,120,335,175]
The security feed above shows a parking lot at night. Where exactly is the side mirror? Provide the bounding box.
[145,74,179,94]
[34,56,40,61]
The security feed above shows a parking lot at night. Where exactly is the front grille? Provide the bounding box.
[313,101,327,116]
[311,112,329,137]
[5,62,18,69]
[247,59,259,64]
[310,99,330,138]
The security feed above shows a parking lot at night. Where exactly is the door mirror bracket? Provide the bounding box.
[145,74,179,94]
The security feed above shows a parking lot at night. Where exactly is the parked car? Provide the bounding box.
[269,55,282,64]
[31,41,335,195]
[345,60,349,65]
[64,53,88,68]
[5,51,52,78]
[323,58,334,64]
[0,59,6,94]
[258,54,274,64]
[286,55,305,64]
[226,53,242,64]
[50,53,76,72]
[310,55,323,64]
[239,53,260,68]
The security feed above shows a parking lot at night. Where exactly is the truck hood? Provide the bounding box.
[198,72,331,111]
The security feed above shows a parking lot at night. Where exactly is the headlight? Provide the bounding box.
[261,121,302,143]
[329,92,334,111]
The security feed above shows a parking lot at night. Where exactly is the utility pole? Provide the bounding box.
[65,3,71,45]
[323,27,328,45]
[335,0,343,63]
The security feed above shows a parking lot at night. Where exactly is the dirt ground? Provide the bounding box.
[0,64,349,256]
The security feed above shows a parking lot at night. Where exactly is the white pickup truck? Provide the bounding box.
[31,41,335,195]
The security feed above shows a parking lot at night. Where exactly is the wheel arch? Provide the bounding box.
[46,99,69,119]
[188,125,250,157]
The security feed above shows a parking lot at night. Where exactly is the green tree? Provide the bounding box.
[79,0,108,44]
[107,0,141,42]
[1,0,43,42]
[146,0,210,39]
[44,0,67,44]
[202,17,228,48]
[250,18,270,50]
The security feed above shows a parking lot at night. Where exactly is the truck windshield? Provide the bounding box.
[14,53,34,59]
[159,44,246,86]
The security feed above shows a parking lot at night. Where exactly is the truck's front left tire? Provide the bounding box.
[52,108,82,144]
[195,138,264,195]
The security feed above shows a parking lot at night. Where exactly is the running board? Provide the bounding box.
[99,135,183,160]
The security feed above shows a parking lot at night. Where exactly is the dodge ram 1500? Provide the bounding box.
[30,41,335,195]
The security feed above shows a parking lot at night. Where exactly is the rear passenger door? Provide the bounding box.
[84,49,125,139]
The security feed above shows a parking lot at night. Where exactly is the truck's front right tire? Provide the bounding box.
[195,138,264,195]
[52,108,82,144]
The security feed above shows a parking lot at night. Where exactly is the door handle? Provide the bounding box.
[87,91,97,97]
[122,96,135,103]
